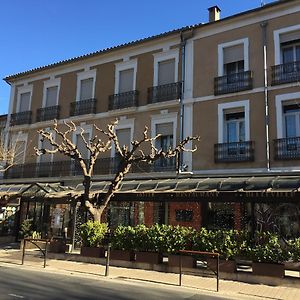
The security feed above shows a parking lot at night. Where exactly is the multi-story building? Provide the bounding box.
[1,0,300,241]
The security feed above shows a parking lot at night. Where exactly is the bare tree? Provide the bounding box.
[35,120,200,222]
[0,132,18,172]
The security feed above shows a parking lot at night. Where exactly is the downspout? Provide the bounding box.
[178,29,193,173]
[261,21,271,172]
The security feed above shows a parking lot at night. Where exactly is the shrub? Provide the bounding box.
[250,232,290,263]
[80,221,108,247]
[111,226,135,251]
[20,219,33,238]
[288,238,300,262]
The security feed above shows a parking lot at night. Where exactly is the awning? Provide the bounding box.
[50,175,300,202]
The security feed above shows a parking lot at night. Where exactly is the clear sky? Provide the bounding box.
[0,0,275,115]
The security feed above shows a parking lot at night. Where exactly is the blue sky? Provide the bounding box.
[0,0,275,115]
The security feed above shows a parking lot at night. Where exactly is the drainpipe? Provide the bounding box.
[261,21,271,172]
[178,30,193,173]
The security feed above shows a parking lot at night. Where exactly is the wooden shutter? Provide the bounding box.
[45,86,58,107]
[119,69,134,93]
[158,59,175,85]
[80,78,93,100]
[223,44,244,64]
[19,92,30,112]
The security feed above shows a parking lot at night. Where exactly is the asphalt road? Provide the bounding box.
[0,265,231,300]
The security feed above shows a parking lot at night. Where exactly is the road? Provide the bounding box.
[0,265,232,300]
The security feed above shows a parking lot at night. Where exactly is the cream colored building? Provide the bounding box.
[2,0,300,238]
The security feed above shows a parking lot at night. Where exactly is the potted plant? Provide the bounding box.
[110,225,135,261]
[133,224,163,264]
[251,232,289,278]
[80,221,108,258]
[166,225,196,268]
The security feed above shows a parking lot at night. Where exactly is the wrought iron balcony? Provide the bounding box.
[108,91,138,110]
[214,71,253,95]
[274,137,300,160]
[4,157,177,179]
[36,105,60,122]
[70,98,97,116]
[10,111,32,126]
[148,82,182,104]
[271,61,300,85]
[214,141,254,163]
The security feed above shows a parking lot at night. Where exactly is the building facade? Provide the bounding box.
[1,0,300,241]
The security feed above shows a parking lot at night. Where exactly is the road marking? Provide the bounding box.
[8,294,24,299]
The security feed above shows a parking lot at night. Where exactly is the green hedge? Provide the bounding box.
[80,221,108,247]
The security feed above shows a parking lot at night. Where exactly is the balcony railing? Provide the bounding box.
[36,105,60,122]
[10,111,32,126]
[274,137,300,160]
[214,71,253,95]
[108,91,138,110]
[4,157,176,179]
[271,61,300,85]
[70,98,97,116]
[148,82,182,104]
[214,141,254,163]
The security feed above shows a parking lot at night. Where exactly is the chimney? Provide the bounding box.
[208,6,221,22]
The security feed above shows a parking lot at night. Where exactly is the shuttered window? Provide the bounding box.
[280,31,300,44]
[40,138,52,163]
[19,92,30,112]
[158,59,175,85]
[76,133,90,159]
[223,44,244,64]
[156,122,173,136]
[119,69,134,93]
[45,86,58,107]
[13,140,26,164]
[116,128,131,148]
[80,78,93,101]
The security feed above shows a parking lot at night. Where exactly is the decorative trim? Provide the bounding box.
[217,38,249,76]
[76,69,97,101]
[218,100,250,143]
[42,78,61,107]
[274,24,300,65]
[275,91,300,138]
[153,49,179,86]
[114,59,138,94]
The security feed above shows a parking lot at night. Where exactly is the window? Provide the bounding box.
[280,31,300,64]
[175,210,193,222]
[155,122,173,150]
[76,132,90,159]
[224,111,245,143]
[284,105,300,138]
[79,78,93,101]
[13,140,26,164]
[45,86,58,107]
[39,138,52,163]
[118,69,134,93]
[18,92,30,112]
[116,128,131,152]
[158,59,175,86]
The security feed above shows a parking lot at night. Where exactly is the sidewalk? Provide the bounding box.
[0,247,299,300]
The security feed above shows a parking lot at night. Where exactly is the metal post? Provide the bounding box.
[21,239,26,265]
[71,202,79,252]
[105,245,110,277]
[179,252,182,286]
[44,240,48,268]
[217,255,219,292]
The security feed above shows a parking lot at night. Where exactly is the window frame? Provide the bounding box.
[114,59,137,95]
[42,78,61,108]
[153,49,179,87]
[76,70,96,102]
[16,85,33,113]
[217,38,249,76]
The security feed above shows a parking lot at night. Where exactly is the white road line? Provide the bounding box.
[8,294,24,299]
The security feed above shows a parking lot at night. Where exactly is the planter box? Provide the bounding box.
[110,249,135,261]
[80,246,105,258]
[135,251,163,264]
[207,258,236,273]
[48,240,66,253]
[168,254,196,268]
[252,262,285,278]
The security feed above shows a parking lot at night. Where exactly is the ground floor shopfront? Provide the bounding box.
[1,175,300,244]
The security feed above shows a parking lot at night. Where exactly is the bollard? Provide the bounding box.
[105,245,111,277]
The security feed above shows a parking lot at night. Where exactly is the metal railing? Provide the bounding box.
[70,98,97,116]
[214,71,253,95]
[148,82,182,104]
[271,61,300,85]
[108,91,138,110]
[214,141,254,163]
[274,137,300,160]
[10,111,32,126]
[4,157,177,179]
[36,105,60,122]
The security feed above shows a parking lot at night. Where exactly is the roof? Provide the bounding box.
[3,0,294,83]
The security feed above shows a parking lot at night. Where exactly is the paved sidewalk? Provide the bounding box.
[0,248,299,300]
